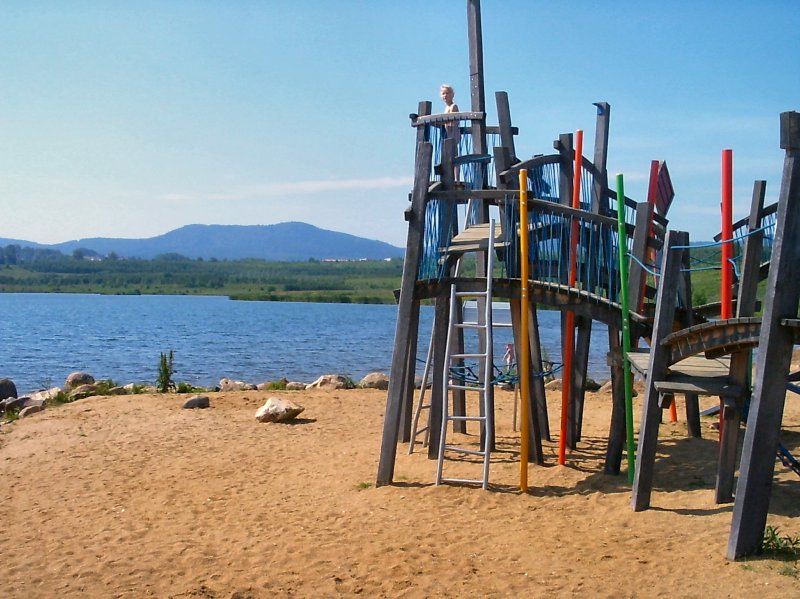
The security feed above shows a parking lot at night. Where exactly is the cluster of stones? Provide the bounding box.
[218,372,390,392]
[0,371,391,426]
[0,372,126,421]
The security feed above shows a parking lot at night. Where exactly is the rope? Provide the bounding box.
[628,253,661,278]
[777,443,800,477]
[672,222,775,251]
[743,395,800,477]
[444,360,562,387]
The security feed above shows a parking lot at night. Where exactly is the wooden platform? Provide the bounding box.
[627,351,738,396]
[446,222,506,254]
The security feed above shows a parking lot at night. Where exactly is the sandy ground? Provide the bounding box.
[1,385,798,598]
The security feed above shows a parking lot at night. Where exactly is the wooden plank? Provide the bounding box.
[377,142,433,486]
[412,111,485,126]
[728,111,800,559]
[653,378,741,396]
[632,230,688,511]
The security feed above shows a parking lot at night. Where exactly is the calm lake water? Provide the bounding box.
[0,294,611,394]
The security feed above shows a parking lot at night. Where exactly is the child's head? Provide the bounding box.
[440,84,455,104]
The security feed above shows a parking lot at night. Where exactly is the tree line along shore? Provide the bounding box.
[0,243,735,307]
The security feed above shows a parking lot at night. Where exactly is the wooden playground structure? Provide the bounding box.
[376,0,798,560]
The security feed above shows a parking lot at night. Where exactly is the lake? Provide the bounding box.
[0,294,612,394]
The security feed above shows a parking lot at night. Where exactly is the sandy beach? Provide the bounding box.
[1,385,798,598]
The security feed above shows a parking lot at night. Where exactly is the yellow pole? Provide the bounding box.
[519,169,530,492]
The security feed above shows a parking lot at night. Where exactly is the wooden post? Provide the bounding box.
[591,102,611,216]
[570,103,610,445]
[415,101,432,145]
[466,0,493,449]
[495,145,548,450]
[628,202,653,311]
[377,141,434,485]
[398,303,421,442]
[604,328,626,474]
[495,91,517,160]
[440,137,467,434]
[631,230,688,511]
[676,245,702,438]
[714,180,767,503]
[428,294,451,459]
[728,112,800,559]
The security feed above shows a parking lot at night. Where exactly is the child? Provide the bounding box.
[440,84,459,114]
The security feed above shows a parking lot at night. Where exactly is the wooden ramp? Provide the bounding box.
[446,222,506,254]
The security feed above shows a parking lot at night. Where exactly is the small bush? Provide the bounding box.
[762,525,800,559]
[265,380,287,391]
[46,390,72,407]
[157,350,176,393]
[176,382,203,394]
[94,379,117,395]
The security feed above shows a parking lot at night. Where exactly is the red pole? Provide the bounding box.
[720,149,734,435]
[559,129,583,466]
[721,149,734,320]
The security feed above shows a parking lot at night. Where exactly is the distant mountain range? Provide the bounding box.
[0,222,405,261]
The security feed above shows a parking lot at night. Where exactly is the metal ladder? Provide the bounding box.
[435,220,495,489]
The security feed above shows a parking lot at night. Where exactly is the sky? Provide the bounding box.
[1,1,798,247]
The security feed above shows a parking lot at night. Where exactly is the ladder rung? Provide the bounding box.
[444,446,486,457]
[455,323,484,329]
[462,320,512,329]
[455,291,488,298]
[450,353,487,359]
[447,384,483,391]
[447,415,486,422]
[439,477,485,486]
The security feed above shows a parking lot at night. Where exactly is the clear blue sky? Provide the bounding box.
[2,1,798,247]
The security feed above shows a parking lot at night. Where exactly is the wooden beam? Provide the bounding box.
[377,141,433,486]
[428,294,451,460]
[591,102,611,215]
[631,230,688,511]
[495,91,517,160]
[728,111,800,559]
[604,327,626,474]
[716,181,767,502]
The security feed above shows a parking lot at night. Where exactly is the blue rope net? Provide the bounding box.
[425,119,500,188]
[501,197,628,303]
[418,196,459,281]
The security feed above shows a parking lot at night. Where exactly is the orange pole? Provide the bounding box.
[519,169,531,492]
[559,129,583,465]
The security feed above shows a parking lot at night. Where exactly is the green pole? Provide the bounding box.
[615,174,636,483]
